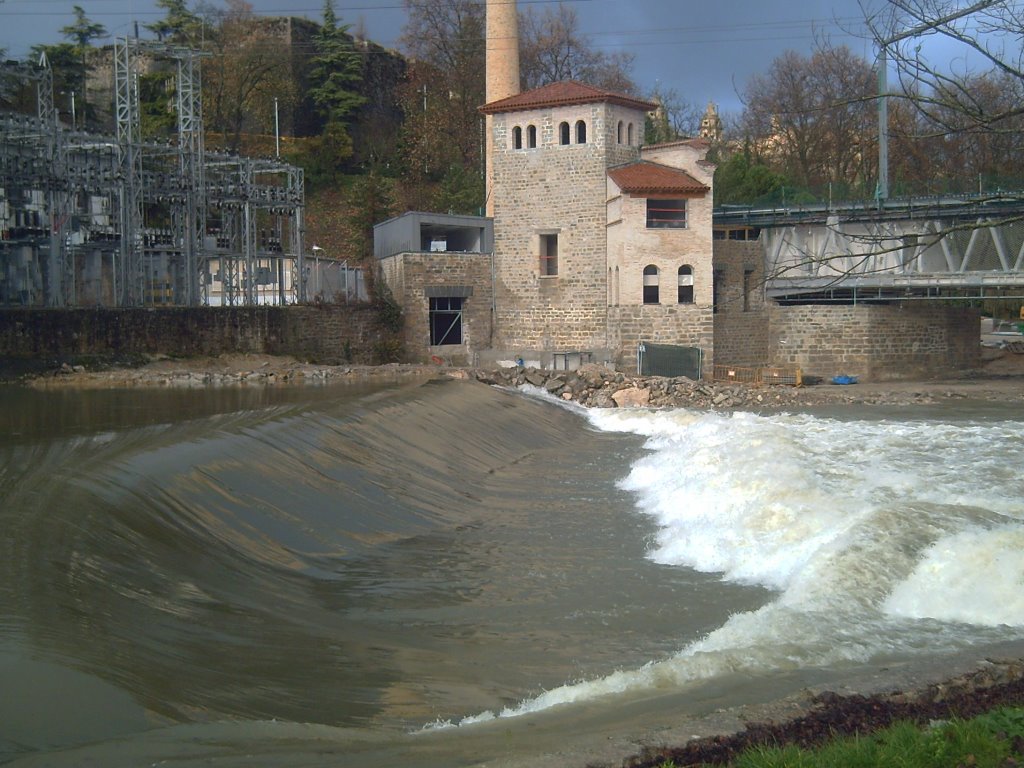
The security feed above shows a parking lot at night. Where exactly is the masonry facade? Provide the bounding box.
[478,80,717,367]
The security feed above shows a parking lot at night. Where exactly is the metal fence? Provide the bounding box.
[637,342,703,379]
[713,365,803,387]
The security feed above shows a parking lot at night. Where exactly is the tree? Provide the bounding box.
[519,2,636,93]
[713,148,787,206]
[397,0,486,207]
[739,45,878,199]
[60,5,107,48]
[646,85,702,144]
[865,0,1024,193]
[308,0,365,126]
[202,0,296,151]
[146,0,203,44]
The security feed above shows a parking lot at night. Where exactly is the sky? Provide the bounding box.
[0,0,972,118]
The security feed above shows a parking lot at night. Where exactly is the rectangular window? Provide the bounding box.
[646,198,687,228]
[429,297,463,345]
[712,269,723,314]
[539,233,558,276]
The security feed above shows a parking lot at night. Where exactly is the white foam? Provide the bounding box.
[453,406,1024,724]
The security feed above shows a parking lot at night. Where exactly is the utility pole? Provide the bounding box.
[876,0,999,203]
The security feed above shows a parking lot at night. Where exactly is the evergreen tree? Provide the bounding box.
[59,6,107,48]
[309,0,365,126]
[145,0,203,44]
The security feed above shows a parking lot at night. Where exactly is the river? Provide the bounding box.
[1,376,1022,766]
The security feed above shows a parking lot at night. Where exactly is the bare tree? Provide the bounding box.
[867,0,1024,192]
[202,0,296,151]
[740,44,878,199]
[519,2,636,93]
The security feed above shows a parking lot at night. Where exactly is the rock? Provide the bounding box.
[612,386,651,408]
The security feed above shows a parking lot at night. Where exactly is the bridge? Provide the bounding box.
[714,193,1024,303]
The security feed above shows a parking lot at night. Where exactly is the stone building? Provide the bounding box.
[375,0,718,371]
[376,79,717,370]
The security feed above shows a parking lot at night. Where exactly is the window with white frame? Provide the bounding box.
[559,121,570,145]
[512,126,522,149]
[643,265,659,304]
[678,265,694,304]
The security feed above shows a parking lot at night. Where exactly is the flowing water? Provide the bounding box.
[1,376,1022,767]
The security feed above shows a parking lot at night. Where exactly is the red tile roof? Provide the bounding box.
[480,80,658,115]
[608,161,709,196]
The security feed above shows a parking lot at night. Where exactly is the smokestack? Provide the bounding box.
[484,0,520,216]
[486,0,519,104]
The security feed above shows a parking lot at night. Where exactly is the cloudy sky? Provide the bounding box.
[0,0,967,117]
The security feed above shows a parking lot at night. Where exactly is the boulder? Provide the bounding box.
[612,386,651,408]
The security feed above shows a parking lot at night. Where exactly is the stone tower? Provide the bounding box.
[485,0,520,216]
[699,101,723,143]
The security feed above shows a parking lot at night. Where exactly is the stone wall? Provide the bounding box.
[0,305,390,365]
[712,239,771,366]
[609,304,714,371]
[711,240,981,379]
[490,102,634,351]
[767,303,981,381]
[378,252,493,366]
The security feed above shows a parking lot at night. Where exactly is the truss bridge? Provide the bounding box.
[715,194,1024,303]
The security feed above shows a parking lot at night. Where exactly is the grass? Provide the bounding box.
[654,706,1024,768]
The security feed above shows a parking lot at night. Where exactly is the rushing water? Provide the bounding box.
[1,377,1022,767]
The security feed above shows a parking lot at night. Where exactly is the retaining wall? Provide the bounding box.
[0,304,391,365]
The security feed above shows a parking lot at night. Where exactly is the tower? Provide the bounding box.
[484,0,519,216]
[699,101,723,143]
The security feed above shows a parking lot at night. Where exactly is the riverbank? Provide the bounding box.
[17,349,1024,410]
[8,351,1024,768]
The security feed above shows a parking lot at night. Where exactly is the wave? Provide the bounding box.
[450,402,1024,724]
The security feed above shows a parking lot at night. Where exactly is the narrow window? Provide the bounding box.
[559,121,570,145]
[575,120,587,144]
[617,120,624,144]
[527,125,537,148]
[429,297,464,345]
[713,269,723,313]
[627,123,634,145]
[512,126,522,149]
[643,265,659,304]
[677,265,694,304]
[743,268,755,311]
[647,198,687,228]
[539,233,558,276]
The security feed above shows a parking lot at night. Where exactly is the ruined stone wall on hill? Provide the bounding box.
[0,305,390,365]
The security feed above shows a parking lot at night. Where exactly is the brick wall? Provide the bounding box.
[0,305,393,365]
[711,239,980,379]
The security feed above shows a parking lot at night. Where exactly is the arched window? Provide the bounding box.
[617,120,624,144]
[643,265,660,304]
[627,123,634,146]
[575,120,587,144]
[527,124,537,148]
[559,121,570,145]
[512,126,522,150]
[678,265,694,304]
